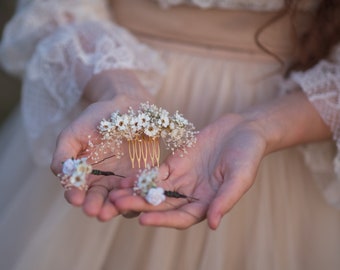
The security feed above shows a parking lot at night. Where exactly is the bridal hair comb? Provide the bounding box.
[98,102,198,169]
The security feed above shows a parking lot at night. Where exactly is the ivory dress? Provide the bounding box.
[1,0,340,270]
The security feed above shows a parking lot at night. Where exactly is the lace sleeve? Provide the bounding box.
[0,0,165,165]
[290,45,340,208]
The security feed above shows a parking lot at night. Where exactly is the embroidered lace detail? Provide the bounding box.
[157,0,319,10]
[0,0,165,164]
[291,46,340,208]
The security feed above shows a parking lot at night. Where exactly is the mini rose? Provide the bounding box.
[145,187,166,206]
[62,158,76,176]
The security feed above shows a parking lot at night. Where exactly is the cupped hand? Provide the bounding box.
[51,70,153,221]
[110,114,268,229]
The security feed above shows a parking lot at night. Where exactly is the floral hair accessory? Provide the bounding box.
[98,102,198,169]
[58,157,124,190]
[133,167,198,206]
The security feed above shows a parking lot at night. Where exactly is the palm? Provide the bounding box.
[111,114,267,229]
[51,94,151,221]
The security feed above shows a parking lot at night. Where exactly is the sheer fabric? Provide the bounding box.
[157,0,319,10]
[291,46,340,208]
[0,0,165,164]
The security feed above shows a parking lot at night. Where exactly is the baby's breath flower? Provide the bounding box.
[58,158,92,190]
[110,111,120,122]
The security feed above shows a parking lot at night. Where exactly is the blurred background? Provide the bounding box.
[0,0,21,126]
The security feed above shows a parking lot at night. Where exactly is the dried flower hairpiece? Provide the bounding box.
[58,157,124,190]
[98,102,198,169]
[134,167,197,206]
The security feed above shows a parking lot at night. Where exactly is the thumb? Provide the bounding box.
[50,129,83,175]
[207,176,251,230]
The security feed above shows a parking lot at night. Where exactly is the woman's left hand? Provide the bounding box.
[110,114,268,229]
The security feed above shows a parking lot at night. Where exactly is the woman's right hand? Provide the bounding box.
[50,69,153,221]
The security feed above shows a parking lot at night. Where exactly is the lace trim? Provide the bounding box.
[291,47,340,208]
[157,0,319,10]
[0,1,165,164]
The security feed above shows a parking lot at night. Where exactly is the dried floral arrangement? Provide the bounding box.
[58,102,198,205]
[58,157,124,190]
[134,166,197,206]
[97,102,197,168]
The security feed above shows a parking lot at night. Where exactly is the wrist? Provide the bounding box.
[240,91,332,155]
[83,69,146,103]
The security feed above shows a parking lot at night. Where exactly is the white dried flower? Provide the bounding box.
[144,123,159,137]
[110,111,120,122]
[134,167,159,196]
[98,119,113,133]
[115,114,130,131]
[145,187,166,206]
[76,160,93,174]
[158,112,170,128]
[69,172,87,189]
[137,113,150,128]
[58,158,92,190]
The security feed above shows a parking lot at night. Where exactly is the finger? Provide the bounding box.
[51,128,82,175]
[112,190,181,213]
[82,185,108,217]
[157,163,170,181]
[121,211,140,218]
[64,188,86,206]
[139,201,207,229]
[118,177,136,189]
[97,198,120,222]
[207,176,251,230]
[109,188,134,202]
[114,193,165,212]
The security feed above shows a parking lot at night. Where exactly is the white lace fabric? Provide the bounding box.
[157,0,320,10]
[0,0,165,164]
[290,46,340,207]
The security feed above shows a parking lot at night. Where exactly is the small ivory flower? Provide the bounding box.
[145,187,166,206]
[137,113,150,128]
[158,112,170,128]
[69,172,87,189]
[98,119,113,133]
[134,167,159,196]
[144,123,159,137]
[58,157,92,190]
[76,160,93,174]
[115,115,130,131]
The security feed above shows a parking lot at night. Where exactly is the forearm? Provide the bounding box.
[242,91,332,155]
[83,69,152,103]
